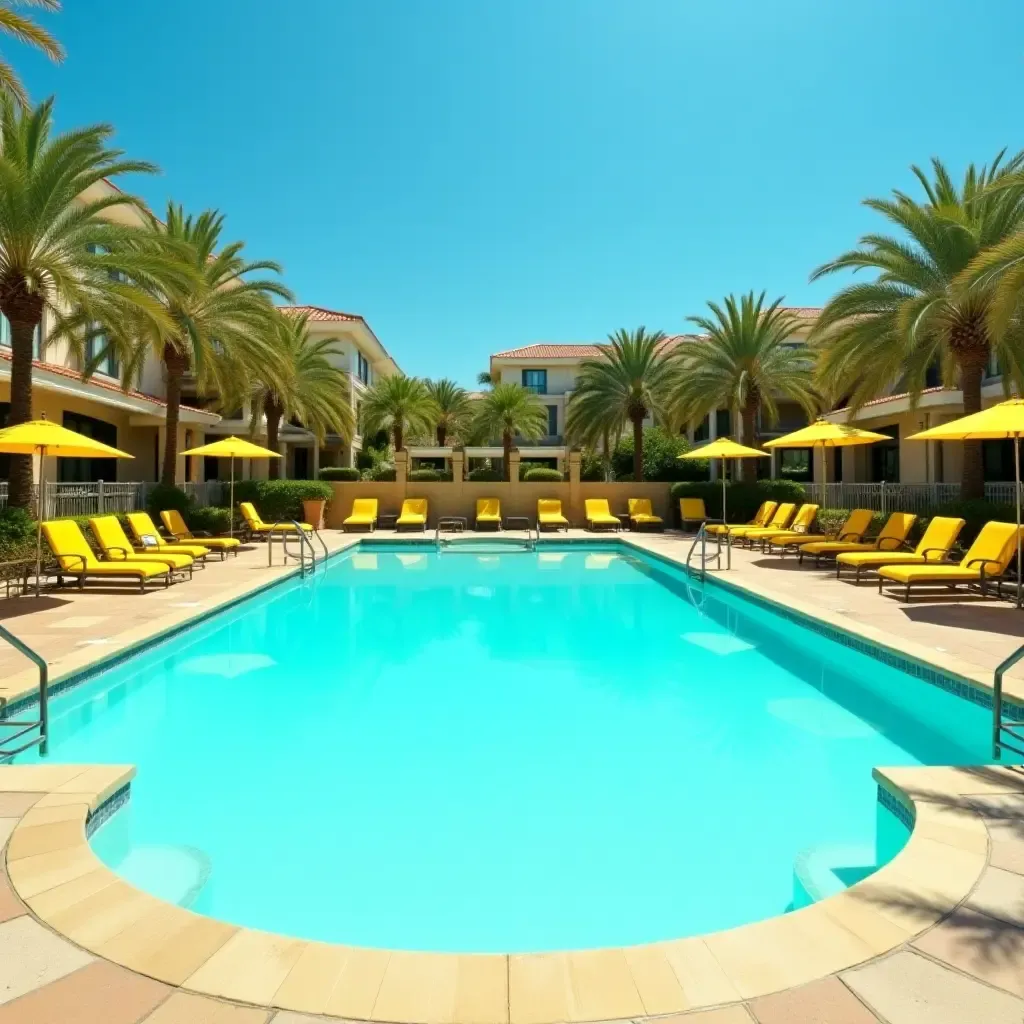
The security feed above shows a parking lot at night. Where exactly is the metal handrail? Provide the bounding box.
[268,522,318,576]
[0,623,48,758]
[993,641,1024,760]
[685,520,730,580]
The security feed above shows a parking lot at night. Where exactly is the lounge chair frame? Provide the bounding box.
[878,557,1011,602]
[836,547,956,583]
[51,552,172,592]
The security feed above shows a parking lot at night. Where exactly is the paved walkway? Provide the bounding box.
[0,528,1023,1022]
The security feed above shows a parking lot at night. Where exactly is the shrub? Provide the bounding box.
[518,460,558,481]
[145,483,193,518]
[669,479,806,524]
[364,465,396,482]
[408,468,449,482]
[466,468,502,482]
[579,448,606,482]
[232,480,333,522]
[187,506,233,535]
[612,427,707,481]
[318,467,361,481]
[934,499,1017,547]
[0,506,36,561]
[523,467,563,482]
[815,507,887,538]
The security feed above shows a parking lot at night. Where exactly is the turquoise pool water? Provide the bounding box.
[14,543,994,952]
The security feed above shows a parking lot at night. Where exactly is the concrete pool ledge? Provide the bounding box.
[3,763,1021,1023]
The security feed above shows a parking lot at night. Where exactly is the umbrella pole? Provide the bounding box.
[1016,434,1021,609]
[229,457,235,541]
[34,447,44,598]
[721,461,727,524]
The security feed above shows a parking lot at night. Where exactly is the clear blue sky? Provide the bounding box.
[16,0,1024,385]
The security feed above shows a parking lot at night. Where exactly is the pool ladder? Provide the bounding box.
[685,520,731,581]
[0,623,48,759]
[992,642,1024,760]
[269,522,328,577]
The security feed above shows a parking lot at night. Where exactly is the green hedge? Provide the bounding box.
[319,467,360,481]
[232,480,333,522]
[408,468,452,482]
[523,467,563,482]
[815,507,888,538]
[466,468,502,482]
[0,506,36,562]
[934,499,1017,546]
[363,466,397,482]
[145,483,192,517]
[187,506,233,535]
[579,449,606,482]
[669,479,806,524]
[612,427,708,481]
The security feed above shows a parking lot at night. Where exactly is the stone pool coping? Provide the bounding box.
[2,761,1020,1022]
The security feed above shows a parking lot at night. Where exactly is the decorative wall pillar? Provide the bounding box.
[395,449,409,491]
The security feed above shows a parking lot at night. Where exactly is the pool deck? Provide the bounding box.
[1,528,1023,1022]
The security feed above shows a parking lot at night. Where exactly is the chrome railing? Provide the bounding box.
[685,520,730,580]
[0,623,48,759]
[268,522,320,576]
[993,642,1024,760]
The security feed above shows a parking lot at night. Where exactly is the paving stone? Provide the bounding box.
[0,915,92,1006]
[0,959,169,1023]
[271,1013,355,1024]
[749,976,879,1023]
[142,990,270,1023]
[673,1007,754,1023]
[0,795,39,818]
[842,949,1024,1024]
[0,873,24,925]
[966,867,1024,928]
[912,904,1024,998]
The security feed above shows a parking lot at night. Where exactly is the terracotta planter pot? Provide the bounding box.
[302,499,326,530]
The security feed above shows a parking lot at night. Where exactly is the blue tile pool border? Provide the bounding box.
[876,782,915,831]
[85,782,131,839]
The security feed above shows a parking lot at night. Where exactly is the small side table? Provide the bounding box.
[615,513,631,531]
[377,513,399,530]
[438,517,467,533]
[504,516,531,532]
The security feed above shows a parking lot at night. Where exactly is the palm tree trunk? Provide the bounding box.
[437,425,447,446]
[504,430,513,482]
[393,421,404,454]
[161,344,189,487]
[632,415,644,481]
[603,428,612,481]
[4,312,41,509]
[741,401,759,482]
[959,354,986,500]
[265,397,283,481]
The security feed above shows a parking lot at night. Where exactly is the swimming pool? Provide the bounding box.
[13,542,998,953]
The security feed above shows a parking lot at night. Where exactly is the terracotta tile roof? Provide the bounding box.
[279,305,364,323]
[831,386,956,413]
[0,347,209,414]
[493,335,702,360]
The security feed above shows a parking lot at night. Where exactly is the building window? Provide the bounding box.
[357,351,370,386]
[716,409,731,438]
[522,369,547,394]
[86,329,119,379]
[778,448,813,482]
[0,316,42,358]
[546,405,558,436]
[870,425,900,482]
[983,440,1021,482]
[59,411,117,481]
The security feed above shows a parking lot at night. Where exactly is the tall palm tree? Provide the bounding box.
[477,370,495,387]
[672,293,817,480]
[0,1,63,108]
[566,327,676,481]
[424,378,472,445]
[247,311,355,479]
[472,382,547,481]
[121,204,292,485]
[811,152,1024,499]
[0,96,172,508]
[359,374,433,453]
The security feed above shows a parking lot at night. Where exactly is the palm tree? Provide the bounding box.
[477,370,495,387]
[672,293,817,480]
[0,1,63,108]
[566,327,676,481]
[122,204,292,485]
[0,97,170,508]
[811,152,1024,499]
[247,311,355,479]
[359,374,433,453]
[424,378,472,445]
[472,382,547,481]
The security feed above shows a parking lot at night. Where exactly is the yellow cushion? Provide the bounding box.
[679,498,706,519]
[911,516,965,559]
[89,516,192,569]
[585,499,618,523]
[346,498,378,522]
[537,499,567,523]
[476,498,501,520]
[41,520,167,578]
[878,564,982,583]
[800,540,874,555]
[126,513,211,557]
[632,514,662,524]
[628,498,658,519]
[837,551,928,568]
[399,498,428,521]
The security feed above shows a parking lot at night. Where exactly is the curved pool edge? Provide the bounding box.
[1,761,1010,1023]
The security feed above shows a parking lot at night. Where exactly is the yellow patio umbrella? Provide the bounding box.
[180,436,282,539]
[763,418,892,490]
[0,416,134,596]
[679,438,769,523]
[907,399,1024,607]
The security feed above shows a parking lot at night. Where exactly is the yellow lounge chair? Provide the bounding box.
[744,503,820,549]
[342,498,378,532]
[836,516,966,582]
[396,498,428,531]
[877,521,1022,601]
[585,498,620,531]
[706,501,776,537]
[239,502,313,539]
[160,509,241,557]
[475,497,501,531]
[726,502,797,542]
[798,512,917,567]
[627,497,663,531]
[126,512,211,562]
[679,498,708,530]
[537,498,569,531]
[42,520,172,591]
[89,516,194,578]
[765,507,873,556]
